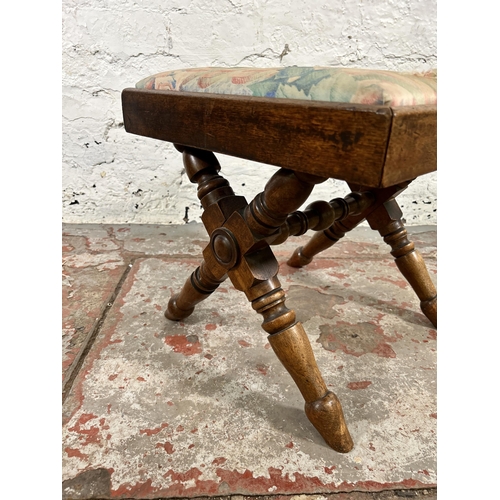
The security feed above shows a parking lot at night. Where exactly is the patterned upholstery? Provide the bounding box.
[136,66,437,107]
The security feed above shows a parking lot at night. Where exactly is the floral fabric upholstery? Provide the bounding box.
[136,66,437,107]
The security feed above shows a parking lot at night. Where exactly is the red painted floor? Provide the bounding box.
[62,223,437,500]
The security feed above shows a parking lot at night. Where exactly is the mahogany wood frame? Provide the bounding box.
[122,90,436,188]
[121,88,437,453]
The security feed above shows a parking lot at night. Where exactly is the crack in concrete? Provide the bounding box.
[62,223,213,400]
[62,259,135,404]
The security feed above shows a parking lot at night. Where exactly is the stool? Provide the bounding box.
[121,66,437,453]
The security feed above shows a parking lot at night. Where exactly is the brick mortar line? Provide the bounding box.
[62,258,136,404]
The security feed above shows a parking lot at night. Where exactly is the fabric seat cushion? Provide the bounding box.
[135,66,437,107]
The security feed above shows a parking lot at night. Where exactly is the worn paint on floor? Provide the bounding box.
[62,224,436,499]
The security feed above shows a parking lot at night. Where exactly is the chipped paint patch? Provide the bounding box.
[318,322,396,358]
[140,423,169,436]
[347,381,372,390]
[369,276,409,289]
[164,334,202,356]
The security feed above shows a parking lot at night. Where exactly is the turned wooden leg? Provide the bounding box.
[227,169,353,452]
[366,198,437,328]
[165,259,227,320]
[164,145,246,320]
[287,182,410,268]
[288,213,363,268]
[244,276,353,453]
[167,145,353,451]
[269,324,353,453]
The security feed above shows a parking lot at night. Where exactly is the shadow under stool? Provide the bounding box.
[121,66,437,453]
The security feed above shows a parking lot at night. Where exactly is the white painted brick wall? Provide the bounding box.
[62,0,437,225]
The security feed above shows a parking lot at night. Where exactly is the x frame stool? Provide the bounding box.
[121,86,437,453]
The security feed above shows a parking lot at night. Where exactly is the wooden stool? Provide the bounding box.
[121,66,437,453]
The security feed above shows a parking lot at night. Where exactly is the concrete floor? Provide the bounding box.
[62,223,437,500]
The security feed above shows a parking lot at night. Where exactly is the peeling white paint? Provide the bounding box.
[63,255,436,491]
[63,0,437,225]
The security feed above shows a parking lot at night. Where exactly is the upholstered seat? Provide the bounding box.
[136,66,437,106]
[122,65,437,454]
